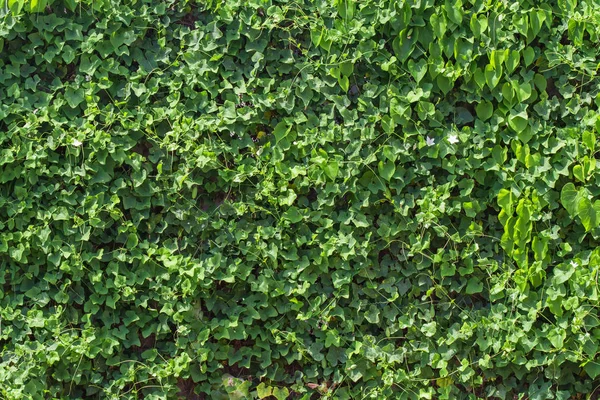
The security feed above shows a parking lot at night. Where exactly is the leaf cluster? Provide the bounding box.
[1,0,600,399]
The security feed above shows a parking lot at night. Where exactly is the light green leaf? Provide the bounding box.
[257,383,273,399]
[273,121,291,142]
[585,362,600,379]
[273,387,289,400]
[8,0,24,13]
[508,110,529,134]
[497,189,514,214]
[573,165,585,183]
[421,321,437,337]
[324,161,339,181]
[283,207,303,223]
[431,13,447,39]
[505,50,520,74]
[444,0,463,24]
[466,278,483,294]
[338,75,349,92]
[578,197,596,231]
[513,82,532,102]
[408,58,428,84]
[547,329,565,349]
[523,47,536,66]
[560,183,579,216]
[484,64,501,90]
[583,130,595,152]
[378,160,395,181]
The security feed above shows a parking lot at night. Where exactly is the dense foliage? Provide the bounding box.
[1,0,600,398]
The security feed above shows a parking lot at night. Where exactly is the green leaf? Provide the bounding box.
[505,50,520,74]
[465,278,483,294]
[378,160,395,181]
[431,13,447,39]
[502,82,514,104]
[523,47,536,66]
[497,189,515,214]
[508,110,529,134]
[126,233,139,249]
[473,68,486,90]
[573,165,585,183]
[256,383,273,399]
[340,61,354,77]
[444,0,463,24]
[583,130,595,152]
[408,58,428,84]
[533,73,547,92]
[441,263,456,277]
[273,121,291,142]
[547,329,565,349]
[283,207,303,223]
[577,197,596,231]
[490,49,506,69]
[30,0,46,13]
[338,75,349,92]
[8,0,24,13]
[475,100,493,121]
[393,29,417,63]
[484,64,501,90]
[560,183,579,216]
[529,10,546,37]
[421,321,437,337]
[584,362,600,379]
[437,75,453,94]
[337,0,355,21]
[513,82,532,102]
[273,387,289,400]
[324,161,339,181]
[65,88,85,108]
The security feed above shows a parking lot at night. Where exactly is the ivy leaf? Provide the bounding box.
[560,183,579,216]
[408,59,428,84]
[393,29,416,63]
[273,387,289,400]
[573,165,585,183]
[466,277,483,294]
[378,160,395,181]
[256,383,273,399]
[485,65,501,90]
[283,207,303,223]
[65,88,85,108]
[508,109,529,134]
[584,362,600,379]
[577,197,596,232]
[323,161,339,181]
[523,47,536,66]
[475,100,493,121]
[583,131,595,152]
[444,0,463,24]
[421,321,437,337]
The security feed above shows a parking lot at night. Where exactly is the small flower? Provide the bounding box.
[448,134,459,144]
[72,139,83,147]
[426,136,435,146]
[570,260,578,268]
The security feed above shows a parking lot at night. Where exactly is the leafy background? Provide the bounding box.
[1,0,600,398]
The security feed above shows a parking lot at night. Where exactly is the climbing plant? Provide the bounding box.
[1,0,600,398]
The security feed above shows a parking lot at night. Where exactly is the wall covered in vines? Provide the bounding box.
[1,0,600,398]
